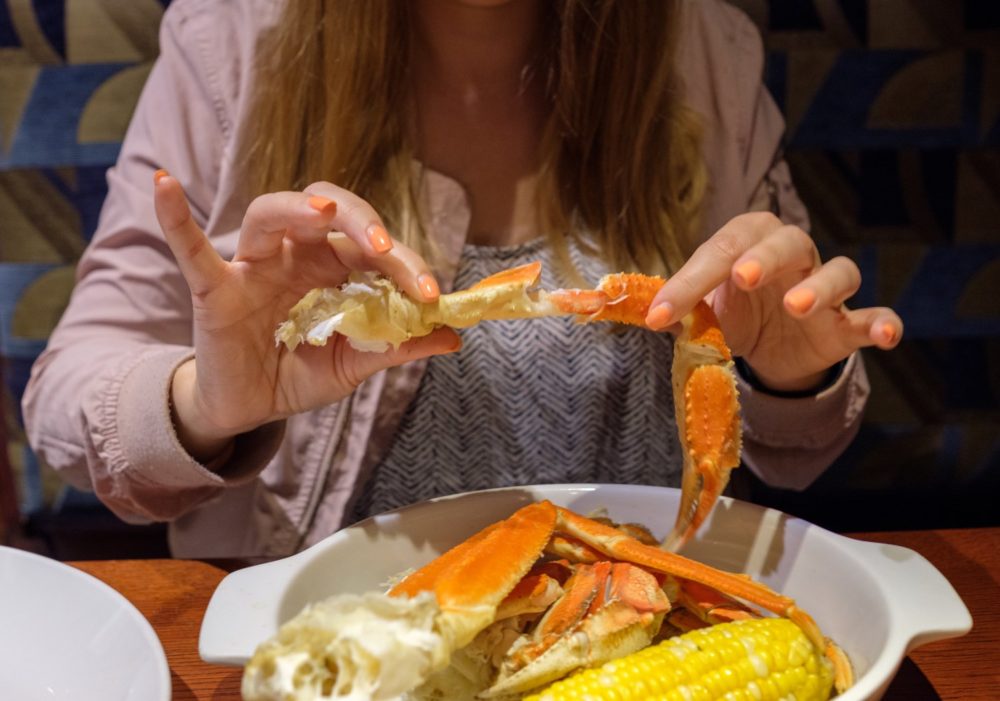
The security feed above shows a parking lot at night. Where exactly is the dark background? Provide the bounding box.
[730,0,1000,531]
[1,0,997,558]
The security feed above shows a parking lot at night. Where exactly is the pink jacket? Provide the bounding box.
[23,0,869,558]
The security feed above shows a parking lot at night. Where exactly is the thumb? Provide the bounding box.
[340,327,462,384]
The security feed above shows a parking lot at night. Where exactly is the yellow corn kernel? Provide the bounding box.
[524,617,835,701]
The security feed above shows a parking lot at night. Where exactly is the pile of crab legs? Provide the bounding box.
[260,262,853,698]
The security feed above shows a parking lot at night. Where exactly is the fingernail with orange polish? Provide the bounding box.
[308,195,336,215]
[646,303,673,330]
[418,273,440,300]
[154,169,169,185]
[367,224,393,254]
[734,260,763,288]
[785,288,816,314]
[881,322,897,345]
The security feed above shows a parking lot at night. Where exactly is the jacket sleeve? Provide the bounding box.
[716,3,870,490]
[22,3,282,523]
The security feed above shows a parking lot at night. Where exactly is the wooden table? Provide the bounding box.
[72,527,999,700]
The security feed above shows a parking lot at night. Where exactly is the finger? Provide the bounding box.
[783,256,861,317]
[153,170,227,296]
[305,181,395,257]
[236,191,339,261]
[342,327,462,385]
[327,232,441,302]
[646,211,782,329]
[839,307,904,351]
[730,224,819,292]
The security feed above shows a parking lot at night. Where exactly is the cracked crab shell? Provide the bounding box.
[275,267,554,353]
[275,275,432,352]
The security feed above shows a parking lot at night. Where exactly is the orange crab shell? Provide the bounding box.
[385,500,848,695]
[543,272,666,326]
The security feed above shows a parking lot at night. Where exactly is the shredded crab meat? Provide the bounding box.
[242,592,447,701]
[275,269,560,353]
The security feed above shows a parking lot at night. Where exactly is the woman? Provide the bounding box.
[23,0,900,557]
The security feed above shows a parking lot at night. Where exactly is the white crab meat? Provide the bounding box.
[242,592,447,701]
[275,269,558,353]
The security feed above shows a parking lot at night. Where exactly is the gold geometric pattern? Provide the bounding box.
[8,0,62,64]
[66,0,163,63]
[956,153,1000,244]
[0,64,39,153]
[867,52,963,129]
[78,63,153,143]
[0,171,83,263]
[11,266,76,340]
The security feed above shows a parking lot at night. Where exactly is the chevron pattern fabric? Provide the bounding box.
[350,238,679,521]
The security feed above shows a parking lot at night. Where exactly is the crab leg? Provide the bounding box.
[495,566,567,621]
[553,506,803,629]
[546,276,742,550]
[542,272,668,325]
[400,501,845,690]
[280,263,743,549]
[389,500,558,650]
[673,578,759,625]
[551,504,853,690]
[486,561,671,697]
[665,301,742,549]
[512,562,609,665]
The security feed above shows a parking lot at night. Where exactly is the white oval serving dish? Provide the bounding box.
[0,545,171,701]
[200,484,971,700]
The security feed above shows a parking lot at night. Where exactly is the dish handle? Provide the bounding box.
[851,539,973,652]
[199,555,306,666]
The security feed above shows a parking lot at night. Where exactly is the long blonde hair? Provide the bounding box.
[245,0,705,276]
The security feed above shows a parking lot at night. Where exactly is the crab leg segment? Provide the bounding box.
[550,504,853,690]
[546,276,743,549]
[674,579,759,625]
[552,506,815,643]
[545,534,605,563]
[495,560,572,621]
[468,261,542,291]
[486,561,670,697]
[543,272,666,325]
[666,301,742,550]
[512,562,608,666]
[389,500,558,649]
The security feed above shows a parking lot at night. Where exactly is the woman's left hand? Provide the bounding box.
[645,212,902,392]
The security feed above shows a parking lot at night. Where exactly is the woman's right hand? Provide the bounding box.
[153,171,460,462]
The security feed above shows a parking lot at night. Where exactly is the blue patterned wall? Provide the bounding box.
[1,0,169,516]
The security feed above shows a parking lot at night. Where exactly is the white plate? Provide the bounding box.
[200,484,971,700]
[0,546,171,701]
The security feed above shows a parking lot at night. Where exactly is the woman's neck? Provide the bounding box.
[411,0,548,248]
[411,0,543,104]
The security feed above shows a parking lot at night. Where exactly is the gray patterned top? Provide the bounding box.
[349,237,680,521]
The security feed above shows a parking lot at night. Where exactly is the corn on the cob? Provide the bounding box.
[524,617,834,701]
